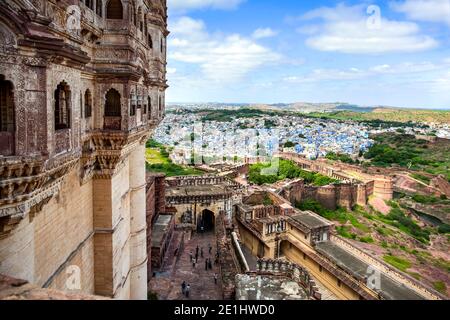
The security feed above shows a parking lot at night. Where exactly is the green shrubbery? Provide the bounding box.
[363,134,427,167]
[326,152,357,164]
[249,159,338,186]
[412,194,439,204]
[383,255,412,272]
[384,207,431,243]
[364,133,450,182]
[411,173,431,185]
[433,281,447,294]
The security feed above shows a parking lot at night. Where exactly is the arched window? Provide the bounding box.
[147,96,152,119]
[129,91,136,116]
[148,34,153,48]
[105,88,121,116]
[84,89,92,118]
[96,0,102,17]
[54,81,71,130]
[106,0,123,19]
[137,93,142,114]
[0,75,15,155]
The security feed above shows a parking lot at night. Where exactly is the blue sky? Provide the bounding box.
[166,0,450,109]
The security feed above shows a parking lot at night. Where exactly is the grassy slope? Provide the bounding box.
[308,108,450,124]
[145,140,203,177]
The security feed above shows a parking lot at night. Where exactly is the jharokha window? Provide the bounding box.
[84,89,92,118]
[0,76,15,156]
[54,81,71,130]
[106,0,123,19]
[105,88,121,116]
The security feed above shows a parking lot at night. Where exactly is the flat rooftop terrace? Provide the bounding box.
[291,211,333,229]
[166,185,230,197]
[315,241,424,300]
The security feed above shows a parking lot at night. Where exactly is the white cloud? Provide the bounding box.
[283,59,450,83]
[299,3,438,54]
[252,28,278,39]
[391,0,450,26]
[169,0,245,11]
[169,17,281,82]
[167,67,177,74]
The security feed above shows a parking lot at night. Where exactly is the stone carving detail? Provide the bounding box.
[0,152,79,208]
[0,22,17,54]
[256,258,321,299]
[0,181,62,238]
[79,127,151,180]
[66,5,81,35]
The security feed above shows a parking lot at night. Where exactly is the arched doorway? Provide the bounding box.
[0,75,15,156]
[198,209,215,232]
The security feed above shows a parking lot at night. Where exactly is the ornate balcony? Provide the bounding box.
[103,116,122,130]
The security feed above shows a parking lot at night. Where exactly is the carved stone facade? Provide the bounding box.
[0,0,168,300]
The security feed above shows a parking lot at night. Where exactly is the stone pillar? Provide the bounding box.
[128,143,148,300]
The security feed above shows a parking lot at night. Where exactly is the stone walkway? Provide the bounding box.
[150,231,223,300]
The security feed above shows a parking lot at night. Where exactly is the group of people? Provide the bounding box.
[181,243,220,299]
[189,243,218,268]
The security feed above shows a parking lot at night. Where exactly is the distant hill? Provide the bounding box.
[167,102,450,123]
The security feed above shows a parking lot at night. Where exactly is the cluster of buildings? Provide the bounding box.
[153,111,374,163]
[150,174,443,300]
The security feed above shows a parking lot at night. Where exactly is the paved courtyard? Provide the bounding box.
[149,230,223,300]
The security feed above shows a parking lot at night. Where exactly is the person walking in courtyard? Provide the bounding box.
[214,273,218,285]
[200,247,204,258]
[196,245,199,257]
[185,284,190,298]
[181,281,186,295]
[208,259,212,270]
[189,251,193,262]
[205,259,208,271]
[208,243,212,254]
[192,258,196,268]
